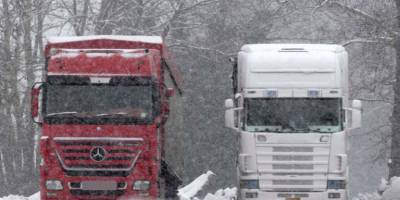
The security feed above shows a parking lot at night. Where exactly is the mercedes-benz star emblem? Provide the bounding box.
[90,147,107,162]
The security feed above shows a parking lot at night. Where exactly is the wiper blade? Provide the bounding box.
[47,111,78,116]
[95,112,128,116]
[309,129,332,133]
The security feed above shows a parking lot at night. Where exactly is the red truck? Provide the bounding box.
[31,36,183,200]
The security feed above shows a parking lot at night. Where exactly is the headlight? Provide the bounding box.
[133,180,150,190]
[240,180,259,189]
[327,180,346,189]
[46,180,63,190]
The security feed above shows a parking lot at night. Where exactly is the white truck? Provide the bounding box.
[224,44,362,200]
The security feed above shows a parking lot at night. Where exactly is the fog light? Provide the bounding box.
[328,193,341,198]
[133,180,150,190]
[245,192,258,198]
[46,180,63,190]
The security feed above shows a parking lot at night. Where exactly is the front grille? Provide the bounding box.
[257,143,330,191]
[277,193,310,198]
[54,137,144,175]
[65,170,130,177]
[273,147,313,152]
[67,164,131,168]
[272,180,314,185]
[70,190,124,196]
[273,155,313,161]
[272,164,314,170]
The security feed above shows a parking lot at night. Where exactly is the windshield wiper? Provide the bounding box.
[309,129,333,133]
[95,112,129,116]
[47,111,79,116]
[265,128,283,133]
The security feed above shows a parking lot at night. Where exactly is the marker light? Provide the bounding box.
[308,90,320,97]
[265,90,277,97]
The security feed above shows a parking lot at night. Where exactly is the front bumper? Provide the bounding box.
[240,189,347,200]
[40,177,157,200]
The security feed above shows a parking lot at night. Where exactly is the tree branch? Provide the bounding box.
[341,37,395,47]
[327,1,399,37]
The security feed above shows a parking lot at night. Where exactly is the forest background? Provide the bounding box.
[0,0,399,198]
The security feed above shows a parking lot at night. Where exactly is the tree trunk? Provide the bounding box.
[95,0,119,34]
[389,0,400,178]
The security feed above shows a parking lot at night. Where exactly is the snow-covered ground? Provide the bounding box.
[3,174,399,200]
[353,177,400,200]
[0,192,39,200]
[178,171,236,200]
[0,171,236,200]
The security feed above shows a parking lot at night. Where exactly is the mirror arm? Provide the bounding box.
[230,107,243,131]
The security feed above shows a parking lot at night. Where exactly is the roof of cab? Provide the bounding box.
[47,35,163,44]
[241,44,345,53]
[44,35,164,58]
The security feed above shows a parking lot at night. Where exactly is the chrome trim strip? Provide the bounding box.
[54,137,143,142]
[55,149,142,172]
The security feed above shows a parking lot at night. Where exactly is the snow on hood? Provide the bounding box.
[46,35,163,44]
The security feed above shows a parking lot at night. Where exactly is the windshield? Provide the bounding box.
[245,98,343,133]
[44,76,158,124]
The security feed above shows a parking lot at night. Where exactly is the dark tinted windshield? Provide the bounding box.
[44,76,158,124]
[245,98,342,133]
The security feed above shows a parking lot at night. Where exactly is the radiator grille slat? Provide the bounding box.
[54,137,143,175]
[257,144,330,191]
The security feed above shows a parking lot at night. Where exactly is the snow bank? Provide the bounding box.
[382,177,400,200]
[178,171,215,200]
[353,177,400,200]
[0,192,39,200]
[203,188,237,200]
[178,171,237,200]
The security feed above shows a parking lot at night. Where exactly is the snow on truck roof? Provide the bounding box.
[46,35,163,44]
[241,44,345,53]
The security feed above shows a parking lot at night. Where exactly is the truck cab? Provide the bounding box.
[31,36,182,200]
[225,44,362,200]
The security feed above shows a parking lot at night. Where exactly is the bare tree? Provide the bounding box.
[314,0,399,178]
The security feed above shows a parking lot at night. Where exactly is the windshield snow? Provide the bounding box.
[245,98,343,133]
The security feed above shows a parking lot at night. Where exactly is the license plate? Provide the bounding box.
[81,181,117,191]
[286,198,300,200]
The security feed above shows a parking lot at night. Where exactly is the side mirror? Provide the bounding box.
[31,82,44,124]
[351,100,362,129]
[224,99,234,109]
[166,88,175,98]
